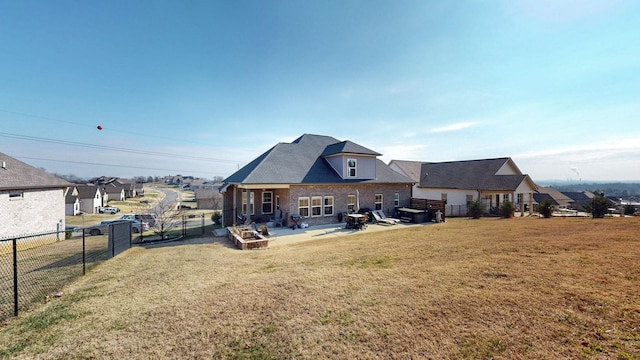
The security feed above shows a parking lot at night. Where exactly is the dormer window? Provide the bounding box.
[347,159,357,177]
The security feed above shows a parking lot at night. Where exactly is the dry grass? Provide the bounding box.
[1,217,639,359]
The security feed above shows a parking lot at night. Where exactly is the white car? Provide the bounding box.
[100,207,120,214]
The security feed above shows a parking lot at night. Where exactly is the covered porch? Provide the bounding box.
[220,183,291,228]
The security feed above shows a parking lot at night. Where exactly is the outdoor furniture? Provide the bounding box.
[345,213,367,230]
[371,211,397,225]
[374,210,401,224]
[270,209,284,227]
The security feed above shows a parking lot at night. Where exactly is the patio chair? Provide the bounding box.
[371,211,396,225]
[270,209,284,227]
[375,210,401,224]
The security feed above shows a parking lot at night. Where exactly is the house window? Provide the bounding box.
[311,196,322,216]
[504,194,510,202]
[347,194,356,212]
[466,194,473,203]
[242,191,254,215]
[441,193,448,204]
[9,192,23,200]
[347,159,357,177]
[262,191,273,214]
[298,197,310,217]
[394,192,400,207]
[375,194,383,210]
[324,196,334,216]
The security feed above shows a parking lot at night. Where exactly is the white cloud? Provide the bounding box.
[378,144,429,162]
[429,122,477,133]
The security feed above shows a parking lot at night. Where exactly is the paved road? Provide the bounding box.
[152,186,178,211]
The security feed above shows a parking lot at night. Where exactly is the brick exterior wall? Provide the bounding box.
[222,183,411,227]
[0,188,66,238]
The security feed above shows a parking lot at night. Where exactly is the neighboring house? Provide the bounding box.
[535,186,574,209]
[219,134,414,227]
[0,152,71,238]
[90,176,138,198]
[103,183,126,202]
[135,183,144,197]
[76,184,103,214]
[389,157,538,216]
[65,186,81,216]
[562,191,595,212]
[115,178,137,198]
[194,189,221,210]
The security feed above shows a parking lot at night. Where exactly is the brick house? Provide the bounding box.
[219,134,414,227]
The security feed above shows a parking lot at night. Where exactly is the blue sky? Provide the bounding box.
[1,0,639,182]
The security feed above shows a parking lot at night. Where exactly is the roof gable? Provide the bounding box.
[321,140,380,157]
[0,152,70,190]
[388,160,423,182]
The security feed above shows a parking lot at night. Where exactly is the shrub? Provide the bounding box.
[211,212,222,226]
[499,200,515,218]
[539,199,555,218]
[583,194,611,218]
[468,200,483,219]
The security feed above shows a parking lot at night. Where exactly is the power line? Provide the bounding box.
[0,108,212,145]
[15,156,226,176]
[0,132,239,163]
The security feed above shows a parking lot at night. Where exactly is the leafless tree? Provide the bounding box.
[134,201,185,240]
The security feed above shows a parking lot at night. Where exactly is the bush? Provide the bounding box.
[468,200,483,219]
[539,199,555,218]
[211,212,222,227]
[583,194,611,218]
[500,200,515,218]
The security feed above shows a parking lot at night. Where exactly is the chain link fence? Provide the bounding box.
[0,221,133,322]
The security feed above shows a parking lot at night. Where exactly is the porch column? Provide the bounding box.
[520,193,525,217]
[528,192,533,215]
[245,189,251,222]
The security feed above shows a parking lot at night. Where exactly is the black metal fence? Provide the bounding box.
[181,213,207,238]
[0,222,133,322]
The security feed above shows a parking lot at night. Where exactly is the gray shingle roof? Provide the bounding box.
[418,157,530,191]
[388,160,423,182]
[224,134,412,185]
[321,140,381,157]
[0,152,71,190]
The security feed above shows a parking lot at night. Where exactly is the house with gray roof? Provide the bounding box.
[75,184,103,214]
[219,134,414,227]
[389,157,538,216]
[0,152,71,238]
[561,191,595,212]
[535,186,574,210]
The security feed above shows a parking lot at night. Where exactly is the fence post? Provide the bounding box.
[82,230,86,275]
[13,237,18,317]
[201,212,205,235]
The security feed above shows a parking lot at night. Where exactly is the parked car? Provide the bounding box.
[85,219,148,236]
[120,213,157,227]
[99,206,120,214]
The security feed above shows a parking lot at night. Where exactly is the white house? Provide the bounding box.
[0,152,70,238]
[65,186,81,216]
[389,157,538,216]
[75,184,103,214]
